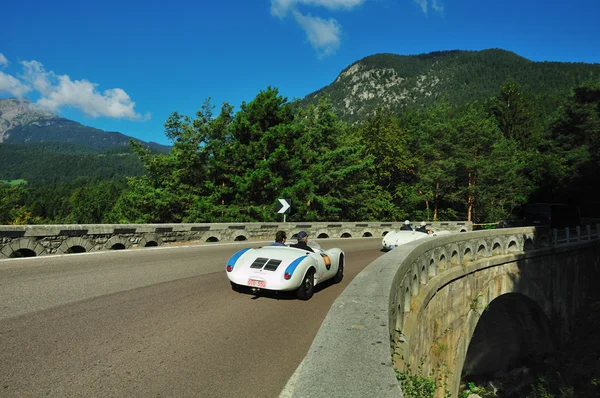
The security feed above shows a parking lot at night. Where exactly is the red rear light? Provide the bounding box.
[226,265,233,272]
[284,272,291,280]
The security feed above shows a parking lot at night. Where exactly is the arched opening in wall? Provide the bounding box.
[403,287,411,312]
[438,255,447,271]
[492,242,502,256]
[524,238,535,251]
[65,245,85,254]
[411,273,419,296]
[318,233,329,239]
[362,232,373,237]
[463,248,473,262]
[110,243,126,250]
[461,293,556,394]
[428,258,436,278]
[144,241,159,247]
[234,236,247,241]
[206,237,219,243]
[460,228,468,232]
[539,236,550,247]
[383,231,389,236]
[477,244,486,258]
[9,248,36,258]
[420,264,427,284]
[451,250,459,265]
[507,240,519,253]
[341,233,352,238]
[66,246,86,254]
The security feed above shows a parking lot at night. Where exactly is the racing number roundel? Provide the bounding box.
[321,254,332,270]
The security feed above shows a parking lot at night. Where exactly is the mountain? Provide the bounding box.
[304,49,600,122]
[0,98,170,153]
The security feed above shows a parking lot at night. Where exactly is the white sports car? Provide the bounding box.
[382,229,452,251]
[226,241,344,300]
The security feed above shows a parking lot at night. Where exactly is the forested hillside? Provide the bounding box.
[0,143,145,184]
[304,49,600,123]
[1,49,600,226]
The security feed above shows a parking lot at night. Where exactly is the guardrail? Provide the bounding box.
[553,224,600,245]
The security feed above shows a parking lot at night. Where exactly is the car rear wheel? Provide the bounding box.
[231,281,242,292]
[296,269,315,300]
[334,254,344,284]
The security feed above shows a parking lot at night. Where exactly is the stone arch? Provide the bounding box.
[507,238,519,252]
[206,236,219,242]
[524,238,535,251]
[476,241,488,258]
[340,231,352,238]
[429,273,554,395]
[105,236,132,250]
[420,260,428,285]
[463,246,474,263]
[382,231,390,236]
[362,231,374,237]
[427,257,436,278]
[410,263,421,297]
[234,234,248,241]
[450,249,459,265]
[403,285,411,313]
[446,243,460,266]
[138,233,163,247]
[1,238,46,258]
[317,233,329,239]
[438,254,447,272]
[57,237,94,255]
[491,239,503,256]
[538,235,550,248]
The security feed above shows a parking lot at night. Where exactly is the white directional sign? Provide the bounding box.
[276,199,291,214]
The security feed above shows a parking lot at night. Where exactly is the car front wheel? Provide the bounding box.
[296,269,315,300]
[334,254,344,284]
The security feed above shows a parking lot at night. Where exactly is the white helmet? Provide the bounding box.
[421,221,427,226]
[404,220,410,225]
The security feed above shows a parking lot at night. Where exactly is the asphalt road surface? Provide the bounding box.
[0,237,384,397]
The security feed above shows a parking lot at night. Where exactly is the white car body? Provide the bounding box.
[382,229,452,251]
[226,241,344,300]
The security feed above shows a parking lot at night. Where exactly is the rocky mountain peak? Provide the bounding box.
[0,98,59,142]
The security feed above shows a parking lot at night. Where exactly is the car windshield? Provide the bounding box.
[308,241,322,250]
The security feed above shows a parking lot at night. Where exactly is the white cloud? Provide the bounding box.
[0,71,31,97]
[293,11,342,57]
[414,0,427,14]
[18,60,148,120]
[413,0,444,14]
[271,0,364,18]
[432,0,444,13]
[270,0,361,56]
[0,53,8,67]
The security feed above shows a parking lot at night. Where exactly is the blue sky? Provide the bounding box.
[1,0,599,146]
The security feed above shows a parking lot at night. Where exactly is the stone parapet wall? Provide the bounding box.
[280,224,600,398]
[0,221,471,258]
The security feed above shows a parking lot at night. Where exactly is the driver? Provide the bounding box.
[400,220,413,231]
[290,231,314,252]
[415,221,432,234]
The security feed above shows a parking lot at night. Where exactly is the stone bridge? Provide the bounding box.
[282,225,600,398]
[0,221,470,258]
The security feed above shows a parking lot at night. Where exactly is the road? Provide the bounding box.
[0,237,384,397]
